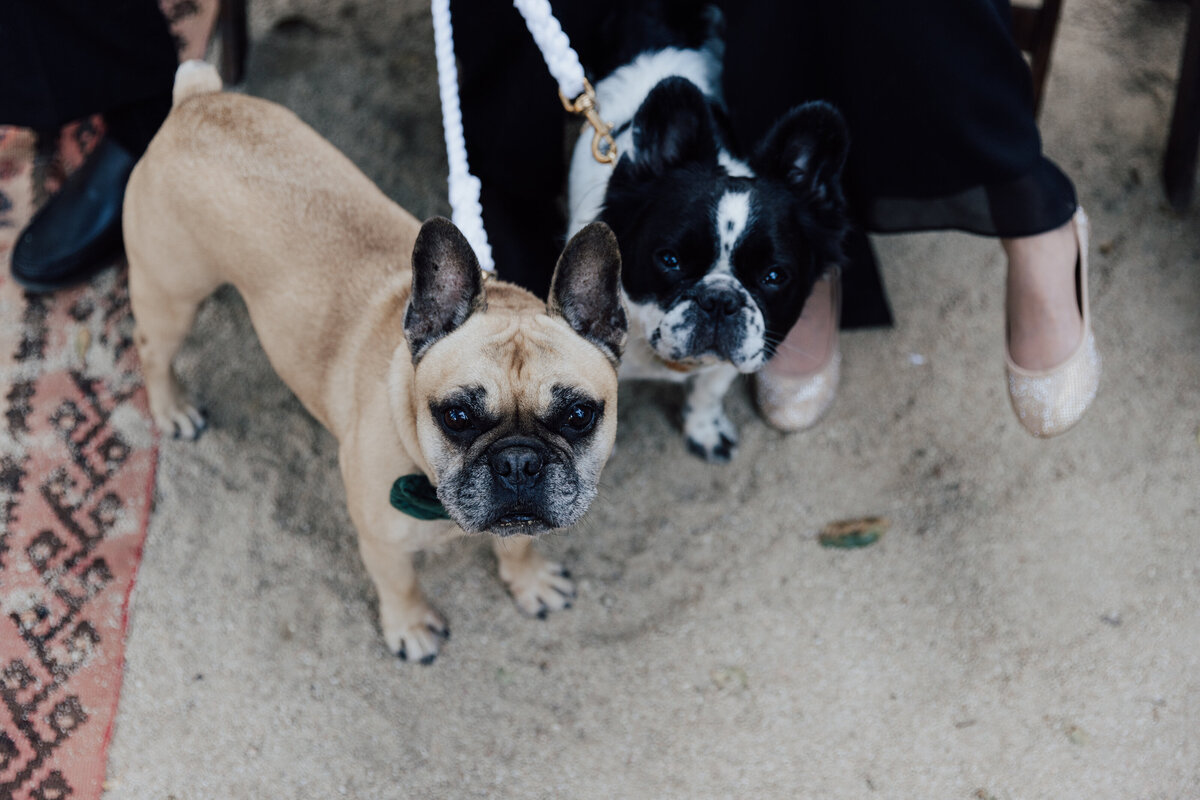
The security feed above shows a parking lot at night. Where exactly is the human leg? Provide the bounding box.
[2,0,177,291]
[1003,208,1100,437]
[1003,217,1081,370]
[754,270,841,432]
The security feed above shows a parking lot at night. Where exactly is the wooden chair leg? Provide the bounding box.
[1011,0,1064,115]
[218,0,248,85]
[1164,1,1200,211]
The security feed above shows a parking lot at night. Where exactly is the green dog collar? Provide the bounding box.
[389,474,451,521]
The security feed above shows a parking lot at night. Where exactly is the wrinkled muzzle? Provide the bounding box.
[436,435,596,536]
[648,279,768,371]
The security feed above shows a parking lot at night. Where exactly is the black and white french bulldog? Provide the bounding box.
[568,18,851,461]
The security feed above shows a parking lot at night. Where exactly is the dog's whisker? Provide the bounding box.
[769,340,825,360]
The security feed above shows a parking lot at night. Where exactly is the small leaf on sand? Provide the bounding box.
[710,666,748,690]
[819,516,890,549]
[1066,724,1090,745]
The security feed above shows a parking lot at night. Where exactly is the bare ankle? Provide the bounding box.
[764,272,838,378]
[1003,217,1084,370]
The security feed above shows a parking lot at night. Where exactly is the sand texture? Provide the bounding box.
[105,1,1200,797]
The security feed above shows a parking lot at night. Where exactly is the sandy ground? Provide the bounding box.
[104,1,1200,798]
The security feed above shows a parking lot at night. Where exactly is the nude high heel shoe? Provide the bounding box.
[1005,207,1101,438]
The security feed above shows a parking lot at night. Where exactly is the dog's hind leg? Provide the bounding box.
[127,241,218,440]
[493,535,576,619]
[130,284,209,439]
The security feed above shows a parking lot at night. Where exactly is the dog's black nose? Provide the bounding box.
[696,288,742,317]
[491,445,544,489]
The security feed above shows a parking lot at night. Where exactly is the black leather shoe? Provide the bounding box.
[11,138,135,293]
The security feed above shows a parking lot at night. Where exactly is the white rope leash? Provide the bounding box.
[511,0,586,100]
[516,0,617,165]
[430,0,494,272]
[431,0,613,274]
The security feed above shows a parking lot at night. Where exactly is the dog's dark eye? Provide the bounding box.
[441,406,474,432]
[655,249,681,271]
[760,266,790,287]
[562,403,597,433]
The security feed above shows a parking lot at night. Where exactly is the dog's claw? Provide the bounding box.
[160,403,208,442]
[684,428,738,463]
[503,558,577,619]
[384,604,448,665]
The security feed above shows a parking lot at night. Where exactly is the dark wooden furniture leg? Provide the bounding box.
[1164,1,1200,211]
[1011,0,1064,115]
[218,0,248,85]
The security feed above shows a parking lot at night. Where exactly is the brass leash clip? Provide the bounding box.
[560,78,617,165]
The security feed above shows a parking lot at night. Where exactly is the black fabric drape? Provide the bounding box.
[0,0,176,149]
[719,0,1077,240]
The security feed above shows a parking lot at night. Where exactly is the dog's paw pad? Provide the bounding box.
[503,560,576,619]
[684,412,738,463]
[383,605,449,665]
[157,404,207,441]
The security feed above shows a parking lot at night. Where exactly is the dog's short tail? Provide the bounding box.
[173,60,223,107]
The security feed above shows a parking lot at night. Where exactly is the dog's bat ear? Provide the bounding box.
[751,100,849,209]
[630,77,719,175]
[549,222,627,364]
[405,217,486,364]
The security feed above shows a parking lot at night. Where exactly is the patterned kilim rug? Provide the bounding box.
[0,6,218,796]
[0,123,158,798]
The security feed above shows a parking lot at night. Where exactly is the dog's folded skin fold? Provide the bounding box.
[125,62,626,664]
[568,20,851,462]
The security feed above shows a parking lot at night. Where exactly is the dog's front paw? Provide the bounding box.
[381,602,450,665]
[152,401,208,441]
[500,558,576,619]
[684,409,738,463]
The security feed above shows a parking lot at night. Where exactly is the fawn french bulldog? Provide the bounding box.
[124,62,627,663]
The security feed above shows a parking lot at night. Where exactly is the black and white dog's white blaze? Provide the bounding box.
[568,39,850,462]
